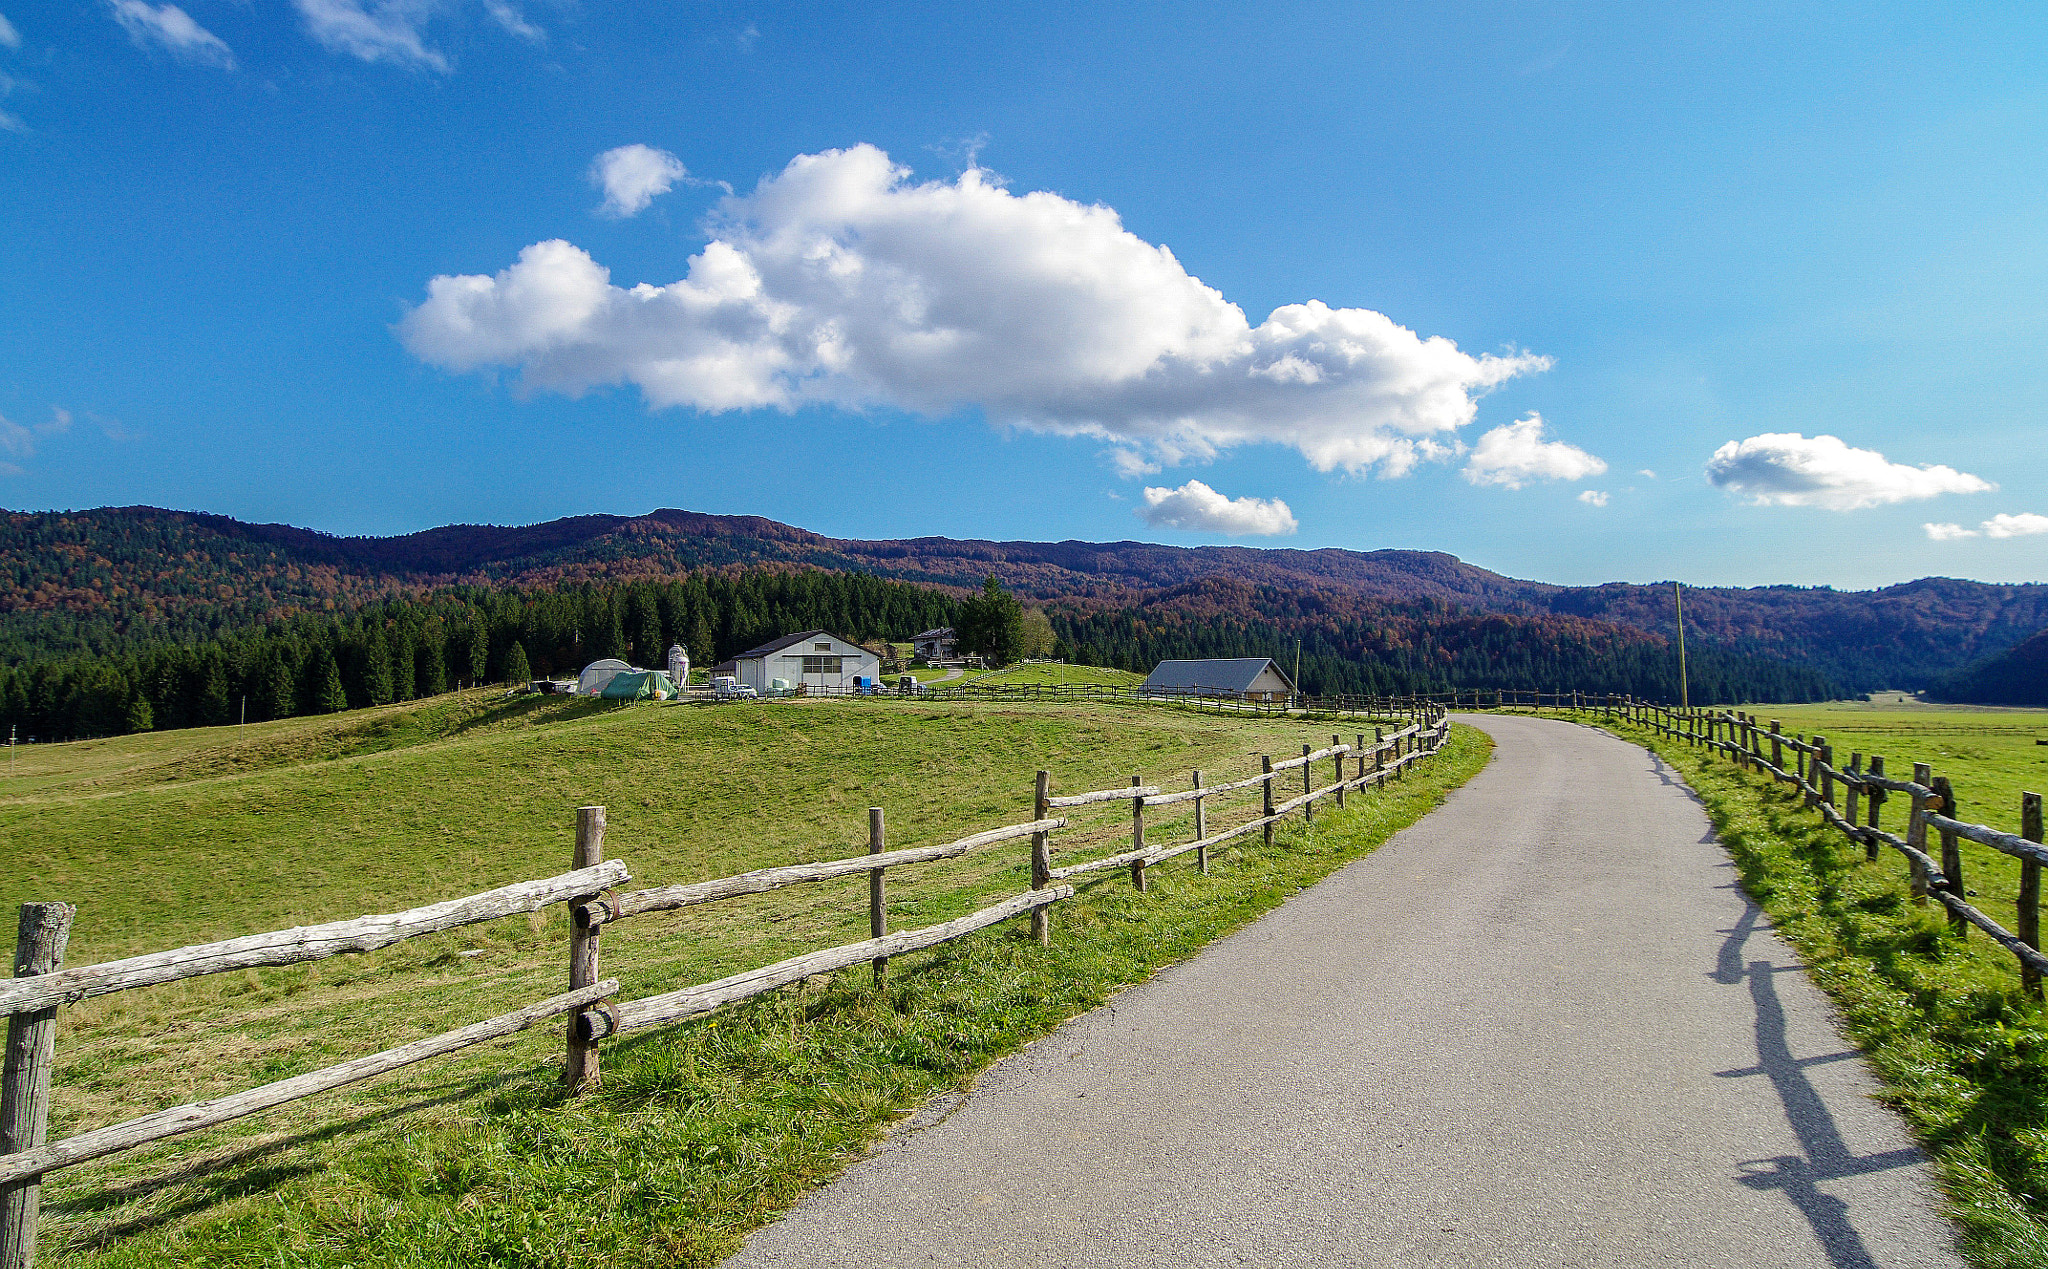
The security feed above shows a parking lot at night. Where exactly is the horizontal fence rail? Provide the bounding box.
[0,695,1453,1263]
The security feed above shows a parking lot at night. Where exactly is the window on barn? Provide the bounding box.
[814,642,832,651]
[802,656,842,675]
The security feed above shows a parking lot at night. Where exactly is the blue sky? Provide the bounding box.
[2,1,2044,589]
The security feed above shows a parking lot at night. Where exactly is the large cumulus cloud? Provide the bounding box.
[400,144,1550,475]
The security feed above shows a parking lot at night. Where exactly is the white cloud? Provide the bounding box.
[1461,413,1606,489]
[1107,447,1160,478]
[1138,480,1297,536]
[400,144,1551,475]
[1705,432,1992,510]
[480,0,540,42]
[110,0,233,67]
[0,412,31,460]
[1985,512,2048,539]
[0,12,20,48]
[1577,489,1608,507]
[1924,522,1977,541]
[590,144,685,219]
[1637,468,1656,478]
[45,406,71,434]
[293,0,447,71]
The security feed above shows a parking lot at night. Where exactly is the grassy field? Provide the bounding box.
[944,661,1147,690]
[3,689,1484,1266]
[1587,703,2048,1267]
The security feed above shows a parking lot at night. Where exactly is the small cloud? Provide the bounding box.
[1463,413,1607,489]
[1138,480,1297,536]
[42,406,71,435]
[481,0,542,44]
[1107,447,1159,478]
[1706,432,1991,510]
[1637,469,1656,479]
[0,412,33,460]
[110,0,235,68]
[293,0,448,71]
[1577,490,1608,507]
[589,143,686,218]
[0,108,22,134]
[1924,522,1978,541]
[1985,512,2048,539]
[735,22,759,50]
[0,11,19,48]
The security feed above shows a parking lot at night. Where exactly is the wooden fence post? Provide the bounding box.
[1373,729,1385,787]
[562,806,605,1091]
[1932,777,1964,936]
[1909,763,1933,905]
[1129,776,1147,892]
[1817,740,1833,807]
[1,902,73,1269]
[1301,745,1314,822]
[1262,757,1276,847]
[1192,771,1208,875]
[1333,735,1345,809]
[870,807,889,982]
[1866,756,1886,862]
[1845,753,1862,833]
[1031,772,1052,945]
[1770,721,1783,775]
[2022,792,2042,1001]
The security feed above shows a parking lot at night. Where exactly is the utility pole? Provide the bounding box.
[1674,581,1690,709]
[240,695,246,728]
[1293,638,1302,707]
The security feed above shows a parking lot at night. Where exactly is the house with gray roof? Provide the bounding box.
[1142,657,1296,702]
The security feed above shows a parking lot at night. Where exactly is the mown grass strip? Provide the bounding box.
[46,724,1488,1267]
[1592,715,2048,1269]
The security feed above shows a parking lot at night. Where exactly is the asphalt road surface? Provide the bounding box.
[724,714,1964,1268]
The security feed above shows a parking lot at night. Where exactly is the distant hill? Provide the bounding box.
[4,505,2045,692]
[1929,629,2048,706]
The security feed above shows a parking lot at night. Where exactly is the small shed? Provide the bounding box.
[1142,657,1296,702]
[731,631,882,694]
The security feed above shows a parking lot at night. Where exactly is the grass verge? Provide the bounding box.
[1590,714,2048,1269]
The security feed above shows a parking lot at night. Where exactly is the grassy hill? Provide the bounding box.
[5,689,1485,1265]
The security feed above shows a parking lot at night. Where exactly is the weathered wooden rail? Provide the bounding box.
[0,698,1451,1265]
[1519,694,2048,1000]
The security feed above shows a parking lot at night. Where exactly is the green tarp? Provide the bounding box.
[600,670,679,701]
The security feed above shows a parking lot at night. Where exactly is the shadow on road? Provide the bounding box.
[1712,900,1924,1269]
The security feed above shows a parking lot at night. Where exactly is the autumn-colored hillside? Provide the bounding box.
[4,505,2044,692]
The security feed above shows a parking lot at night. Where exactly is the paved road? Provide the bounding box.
[725,715,1963,1268]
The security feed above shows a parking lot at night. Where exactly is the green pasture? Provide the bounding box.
[1,689,1482,1266]
[945,661,1146,690]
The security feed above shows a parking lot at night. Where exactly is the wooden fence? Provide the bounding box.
[0,703,1448,1266]
[1485,692,2047,1000]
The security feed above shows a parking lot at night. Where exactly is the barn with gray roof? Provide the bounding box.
[1141,657,1296,702]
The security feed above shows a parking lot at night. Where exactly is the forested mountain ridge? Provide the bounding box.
[5,505,2045,691]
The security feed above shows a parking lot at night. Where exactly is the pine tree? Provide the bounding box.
[505,641,531,685]
[389,626,416,701]
[689,611,716,668]
[263,655,296,720]
[124,693,154,733]
[467,621,489,685]
[416,637,447,697]
[315,648,348,713]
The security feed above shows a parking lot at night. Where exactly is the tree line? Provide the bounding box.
[0,563,1840,743]
[0,570,958,741]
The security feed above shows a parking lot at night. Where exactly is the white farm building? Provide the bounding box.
[731,630,882,694]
